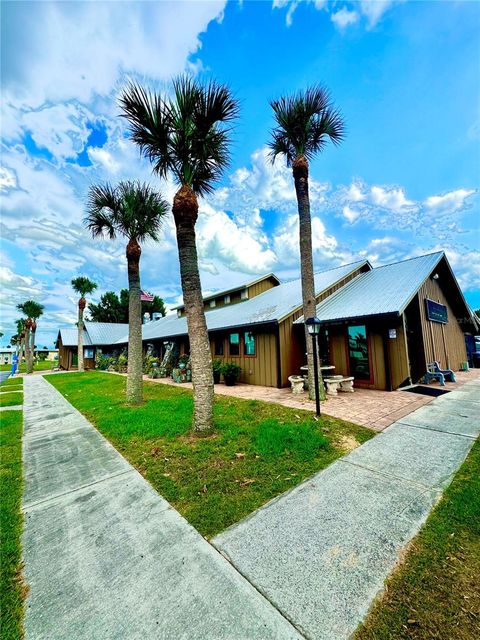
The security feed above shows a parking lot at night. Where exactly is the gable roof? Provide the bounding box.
[115,259,370,344]
[172,272,281,310]
[84,321,129,345]
[57,322,129,347]
[296,251,448,323]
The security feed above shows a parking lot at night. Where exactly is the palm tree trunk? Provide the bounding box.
[292,155,325,402]
[172,185,214,432]
[126,239,143,405]
[29,323,36,373]
[24,324,31,375]
[77,302,84,372]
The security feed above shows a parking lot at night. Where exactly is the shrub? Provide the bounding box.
[222,362,241,386]
[212,359,223,384]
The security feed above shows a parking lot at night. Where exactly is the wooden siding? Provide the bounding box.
[417,276,467,370]
[210,329,278,387]
[177,275,279,317]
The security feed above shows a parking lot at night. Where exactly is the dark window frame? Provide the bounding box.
[229,332,240,356]
[244,331,256,357]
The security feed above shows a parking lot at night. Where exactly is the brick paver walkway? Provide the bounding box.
[146,369,479,431]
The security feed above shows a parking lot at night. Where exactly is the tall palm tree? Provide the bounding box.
[15,318,26,365]
[119,76,239,431]
[28,301,44,373]
[268,86,345,402]
[17,301,43,374]
[85,181,168,405]
[71,277,97,373]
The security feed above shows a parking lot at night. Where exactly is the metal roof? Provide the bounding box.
[84,321,129,345]
[296,251,445,323]
[172,272,281,310]
[115,260,369,344]
[58,328,91,347]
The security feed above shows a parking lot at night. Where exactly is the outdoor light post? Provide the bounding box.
[305,316,321,417]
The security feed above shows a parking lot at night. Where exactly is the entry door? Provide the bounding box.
[347,325,372,382]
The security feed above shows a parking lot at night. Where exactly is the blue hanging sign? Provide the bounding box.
[425,298,448,324]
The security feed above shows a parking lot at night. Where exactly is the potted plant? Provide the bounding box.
[222,362,242,386]
[212,359,223,384]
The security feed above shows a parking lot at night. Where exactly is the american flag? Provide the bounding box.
[140,290,154,302]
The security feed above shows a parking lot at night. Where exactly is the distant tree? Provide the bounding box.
[87,289,166,323]
[17,300,44,374]
[71,276,98,373]
[85,181,168,405]
[28,302,45,372]
[268,86,344,402]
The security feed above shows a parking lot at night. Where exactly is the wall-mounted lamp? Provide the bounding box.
[432,273,439,280]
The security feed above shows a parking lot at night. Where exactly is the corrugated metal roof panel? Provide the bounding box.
[84,321,130,345]
[116,259,369,344]
[296,251,444,323]
[59,328,91,347]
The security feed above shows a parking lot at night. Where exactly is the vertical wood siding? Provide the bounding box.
[417,278,467,370]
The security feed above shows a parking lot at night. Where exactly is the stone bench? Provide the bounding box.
[324,376,354,396]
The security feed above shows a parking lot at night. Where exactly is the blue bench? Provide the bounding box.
[422,361,456,386]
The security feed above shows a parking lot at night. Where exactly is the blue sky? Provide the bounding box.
[1,0,479,348]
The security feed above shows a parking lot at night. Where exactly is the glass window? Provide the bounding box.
[84,347,94,359]
[224,294,231,304]
[209,300,216,308]
[229,333,240,356]
[244,332,255,356]
[214,337,224,356]
[347,325,370,380]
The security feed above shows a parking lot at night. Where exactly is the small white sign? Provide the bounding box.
[388,329,397,339]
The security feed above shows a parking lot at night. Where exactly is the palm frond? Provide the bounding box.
[16,300,44,320]
[71,276,97,297]
[268,85,345,163]
[120,76,239,196]
[85,181,169,245]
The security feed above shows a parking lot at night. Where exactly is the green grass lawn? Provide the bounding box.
[0,361,55,373]
[0,411,25,640]
[356,439,480,640]
[0,393,23,408]
[47,371,374,537]
[0,378,23,388]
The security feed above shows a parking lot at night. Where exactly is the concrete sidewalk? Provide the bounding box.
[22,376,301,639]
[213,377,480,640]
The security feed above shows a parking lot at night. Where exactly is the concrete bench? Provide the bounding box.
[324,376,355,396]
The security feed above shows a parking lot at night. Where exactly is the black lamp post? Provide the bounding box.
[305,316,321,417]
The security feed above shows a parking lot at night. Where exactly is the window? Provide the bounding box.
[244,332,255,356]
[224,294,231,304]
[229,332,240,356]
[240,289,248,300]
[347,325,370,381]
[84,347,94,359]
[214,337,224,356]
[209,300,216,308]
[177,309,182,318]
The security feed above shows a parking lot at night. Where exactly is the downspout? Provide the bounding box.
[275,323,282,389]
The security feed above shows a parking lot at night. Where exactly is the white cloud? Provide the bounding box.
[369,185,415,212]
[331,7,359,29]
[0,167,17,191]
[272,0,397,29]
[424,189,476,216]
[273,213,338,266]
[343,205,361,223]
[2,1,226,108]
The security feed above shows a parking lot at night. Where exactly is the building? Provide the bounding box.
[56,322,129,370]
[0,346,58,365]
[56,251,478,389]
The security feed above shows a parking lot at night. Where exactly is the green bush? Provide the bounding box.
[212,359,223,383]
[221,362,242,386]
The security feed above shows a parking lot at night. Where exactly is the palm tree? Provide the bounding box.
[268,86,345,402]
[28,301,44,373]
[17,300,43,374]
[15,319,25,364]
[71,277,97,373]
[119,76,239,431]
[85,181,168,405]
